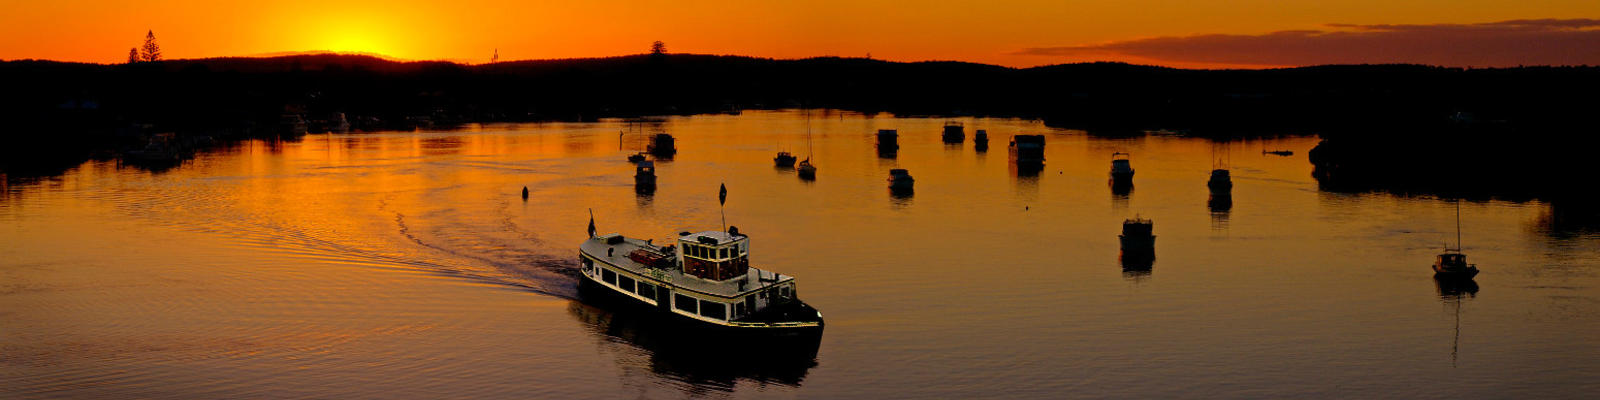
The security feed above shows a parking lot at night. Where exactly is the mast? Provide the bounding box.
[1456,200,1463,252]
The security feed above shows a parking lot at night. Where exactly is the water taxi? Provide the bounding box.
[578,228,823,334]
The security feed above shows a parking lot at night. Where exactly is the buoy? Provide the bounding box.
[522,186,529,200]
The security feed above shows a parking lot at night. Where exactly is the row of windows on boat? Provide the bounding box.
[598,266,791,321]
[681,242,746,261]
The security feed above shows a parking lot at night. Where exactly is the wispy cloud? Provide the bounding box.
[1017,19,1600,67]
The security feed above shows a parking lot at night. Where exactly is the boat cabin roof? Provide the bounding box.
[582,234,791,297]
[679,230,745,247]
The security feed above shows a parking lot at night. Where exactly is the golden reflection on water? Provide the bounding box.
[3,110,1599,398]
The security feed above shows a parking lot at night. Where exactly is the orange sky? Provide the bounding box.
[2,1,1597,68]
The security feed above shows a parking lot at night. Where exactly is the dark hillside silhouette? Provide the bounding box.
[2,53,1597,199]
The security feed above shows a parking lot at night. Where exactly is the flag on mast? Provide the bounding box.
[719,183,728,206]
[587,208,596,238]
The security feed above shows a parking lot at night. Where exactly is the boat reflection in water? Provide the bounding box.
[566,300,821,389]
[1435,277,1478,366]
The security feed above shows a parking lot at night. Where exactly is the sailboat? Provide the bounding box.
[1433,200,1480,279]
[797,110,816,180]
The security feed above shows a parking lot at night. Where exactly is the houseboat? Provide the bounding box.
[577,228,824,334]
[942,121,965,143]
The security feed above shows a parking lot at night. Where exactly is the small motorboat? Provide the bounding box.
[1208,169,1233,193]
[647,133,677,158]
[974,130,989,151]
[1110,152,1135,183]
[774,151,797,167]
[627,152,648,163]
[1119,216,1155,252]
[1263,150,1294,157]
[888,169,914,191]
[635,160,657,189]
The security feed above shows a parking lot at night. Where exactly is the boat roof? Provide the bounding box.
[681,230,746,243]
[581,234,792,298]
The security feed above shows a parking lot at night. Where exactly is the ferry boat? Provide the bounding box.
[942,121,965,143]
[974,130,989,151]
[1110,152,1135,182]
[578,228,824,333]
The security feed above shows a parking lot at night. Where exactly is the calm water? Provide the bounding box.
[3,111,1598,398]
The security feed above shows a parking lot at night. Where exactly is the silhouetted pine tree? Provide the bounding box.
[127,47,139,64]
[650,41,666,55]
[140,30,161,62]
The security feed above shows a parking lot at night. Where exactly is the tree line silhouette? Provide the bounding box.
[1,53,1596,199]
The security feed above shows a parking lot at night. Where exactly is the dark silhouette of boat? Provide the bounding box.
[797,158,815,180]
[941,121,964,143]
[888,168,914,192]
[634,160,657,190]
[1010,135,1045,172]
[1110,152,1135,183]
[1119,216,1155,252]
[1208,169,1233,193]
[1263,150,1293,156]
[974,129,989,151]
[647,133,676,158]
[627,152,648,163]
[774,151,796,167]
[1434,201,1480,280]
[876,129,899,157]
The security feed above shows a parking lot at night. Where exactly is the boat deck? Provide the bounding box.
[580,234,794,298]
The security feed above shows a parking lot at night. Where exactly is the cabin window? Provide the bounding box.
[637,282,656,299]
[699,300,726,320]
[720,248,729,259]
[674,294,698,313]
[617,276,635,292]
[602,268,616,285]
[779,285,790,299]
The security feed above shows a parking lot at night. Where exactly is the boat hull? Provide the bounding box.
[577,274,824,337]
[1432,264,1480,279]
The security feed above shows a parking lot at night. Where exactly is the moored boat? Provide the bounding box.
[1010,135,1045,170]
[942,121,965,143]
[1434,201,1480,280]
[1119,216,1155,252]
[577,227,823,333]
[775,151,797,167]
[877,129,899,156]
[797,158,816,180]
[1207,169,1233,193]
[888,168,914,191]
[1110,152,1135,183]
[648,133,677,158]
[634,160,657,189]
[974,129,989,151]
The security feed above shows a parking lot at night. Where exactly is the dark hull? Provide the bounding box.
[1432,265,1480,279]
[577,276,824,337]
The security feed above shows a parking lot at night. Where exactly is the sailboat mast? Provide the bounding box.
[1456,200,1463,251]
